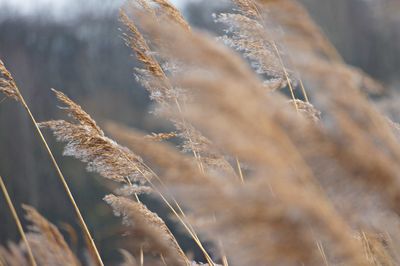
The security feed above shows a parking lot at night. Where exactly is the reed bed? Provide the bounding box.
[0,0,399,265]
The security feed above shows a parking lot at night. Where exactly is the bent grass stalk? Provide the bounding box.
[128,179,190,266]
[14,91,104,266]
[120,13,221,263]
[249,1,309,108]
[0,175,37,266]
[249,3,331,262]
[118,148,213,265]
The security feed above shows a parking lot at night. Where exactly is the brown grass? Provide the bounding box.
[0,62,103,266]
[1,0,400,265]
[0,176,36,266]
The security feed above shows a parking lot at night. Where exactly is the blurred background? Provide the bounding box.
[0,0,399,264]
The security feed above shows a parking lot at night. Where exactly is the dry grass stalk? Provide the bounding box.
[107,120,367,265]
[290,99,321,123]
[115,184,153,197]
[120,10,172,104]
[121,5,238,182]
[42,91,216,265]
[132,13,400,264]
[105,123,211,186]
[257,0,343,62]
[251,0,400,261]
[120,249,138,266]
[3,0,400,265]
[106,122,368,265]
[104,124,226,265]
[150,0,190,31]
[286,58,400,212]
[215,12,290,90]
[121,7,204,165]
[120,14,242,266]
[256,0,385,95]
[22,205,80,266]
[0,62,103,266]
[359,232,394,266]
[135,14,310,169]
[174,122,237,177]
[0,60,19,102]
[104,194,189,265]
[144,131,177,141]
[231,0,259,18]
[229,1,399,230]
[40,119,152,184]
[0,242,30,266]
[0,206,80,266]
[196,179,368,265]
[217,0,306,110]
[50,88,103,135]
[0,176,36,266]
[39,89,153,185]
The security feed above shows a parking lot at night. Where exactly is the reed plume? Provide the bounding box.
[22,205,80,266]
[125,9,400,264]
[150,0,190,31]
[255,0,385,95]
[41,89,215,265]
[0,60,19,102]
[105,123,210,186]
[2,0,400,265]
[215,12,291,90]
[104,194,189,265]
[0,205,79,266]
[0,61,103,266]
[121,2,238,180]
[108,13,362,264]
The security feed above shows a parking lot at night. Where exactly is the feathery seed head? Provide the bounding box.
[104,195,187,265]
[0,60,20,102]
[40,91,153,185]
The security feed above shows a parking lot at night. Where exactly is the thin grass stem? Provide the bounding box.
[0,175,37,266]
[14,92,103,266]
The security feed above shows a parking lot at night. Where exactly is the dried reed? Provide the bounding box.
[0,205,79,266]
[0,176,36,266]
[22,205,80,266]
[104,194,189,265]
[2,0,400,265]
[41,90,215,265]
[0,62,103,266]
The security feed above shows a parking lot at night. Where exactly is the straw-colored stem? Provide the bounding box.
[174,98,206,174]
[250,1,308,110]
[316,240,329,266]
[140,244,144,266]
[299,77,310,103]
[0,175,37,266]
[122,13,214,264]
[235,157,245,184]
[130,181,191,266]
[218,239,229,266]
[174,99,229,265]
[132,187,144,266]
[15,93,103,266]
[160,254,167,266]
[271,41,299,112]
[136,172,213,265]
[122,154,205,265]
[119,142,213,264]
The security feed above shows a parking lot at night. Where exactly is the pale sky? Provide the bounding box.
[0,0,188,19]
